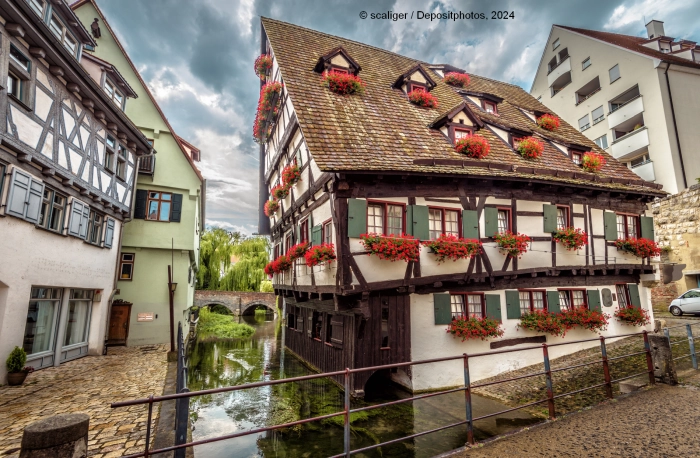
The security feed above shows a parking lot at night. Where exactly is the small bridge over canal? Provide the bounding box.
[194,291,277,316]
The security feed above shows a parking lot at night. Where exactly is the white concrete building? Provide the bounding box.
[530,21,700,195]
[0,0,152,382]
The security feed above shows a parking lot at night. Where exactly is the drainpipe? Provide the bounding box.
[663,62,688,190]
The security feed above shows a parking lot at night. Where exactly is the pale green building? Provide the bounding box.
[72,0,205,347]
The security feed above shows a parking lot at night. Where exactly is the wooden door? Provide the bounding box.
[108,303,131,345]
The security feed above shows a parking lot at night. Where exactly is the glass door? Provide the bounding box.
[60,289,93,362]
[24,287,62,369]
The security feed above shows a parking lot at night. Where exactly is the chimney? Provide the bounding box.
[645,20,665,39]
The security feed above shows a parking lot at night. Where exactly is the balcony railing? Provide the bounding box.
[547,57,572,89]
[631,160,655,182]
[547,55,570,75]
[610,126,650,160]
[575,86,601,105]
[608,96,644,130]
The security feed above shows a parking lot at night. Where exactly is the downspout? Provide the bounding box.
[663,62,688,189]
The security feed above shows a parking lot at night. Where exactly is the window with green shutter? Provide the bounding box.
[640,216,654,240]
[547,290,561,313]
[485,295,502,322]
[311,225,322,246]
[408,205,429,240]
[433,293,452,325]
[347,198,367,238]
[603,211,618,241]
[627,283,642,308]
[462,209,479,239]
[505,290,521,319]
[543,204,558,233]
[587,290,602,312]
[484,207,499,237]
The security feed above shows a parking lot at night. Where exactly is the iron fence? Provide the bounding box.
[112,330,657,458]
[175,322,189,458]
[663,322,700,369]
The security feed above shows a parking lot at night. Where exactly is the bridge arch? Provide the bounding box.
[194,291,277,316]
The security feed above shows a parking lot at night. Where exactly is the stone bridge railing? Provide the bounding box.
[194,291,277,315]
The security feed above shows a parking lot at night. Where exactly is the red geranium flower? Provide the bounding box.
[581,152,606,173]
[537,114,560,131]
[408,89,439,108]
[443,72,470,88]
[305,244,336,267]
[360,233,420,262]
[516,137,544,159]
[321,71,366,95]
[455,134,490,159]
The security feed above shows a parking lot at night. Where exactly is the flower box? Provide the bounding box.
[265,255,293,278]
[614,306,651,326]
[553,227,588,251]
[305,244,336,267]
[443,72,470,88]
[493,231,531,258]
[455,135,490,159]
[447,316,504,341]
[282,164,301,187]
[518,310,567,337]
[271,184,289,200]
[559,307,609,333]
[516,137,544,160]
[422,235,482,263]
[264,199,279,217]
[360,233,420,262]
[253,81,284,143]
[255,54,273,80]
[614,238,661,258]
[537,114,560,131]
[286,242,309,261]
[581,152,606,173]
[408,90,439,108]
[321,71,366,95]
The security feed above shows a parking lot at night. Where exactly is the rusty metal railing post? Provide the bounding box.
[145,394,154,458]
[643,330,655,385]
[343,368,350,457]
[663,327,670,340]
[542,344,555,420]
[463,353,474,445]
[687,324,698,370]
[599,336,613,399]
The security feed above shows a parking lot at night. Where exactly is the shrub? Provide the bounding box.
[553,227,588,251]
[581,152,606,173]
[516,136,544,159]
[305,244,336,267]
[407,89,439,108]
[286,242,309,261]
[443,72,470,88]
[614,238,661,258]
[6,346,27,373]
[559,307,609,333]
[264,199,279,217]
[537,114,560,131]
[455,134,491,159]
[259,280,274,293]
[271,184,288,200]
[321,71,366,95]
[360,233,420,262]
[518,310,568,337]
[614,306,651,326]
[422,234,482,263]
[254,54,273,79]
[281,164,301,187]
[447,316,504,341]
[493,231,531,258]
[198,307,255,340]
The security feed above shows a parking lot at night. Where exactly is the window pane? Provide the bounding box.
[121,263,133,279]
[559,291,571,311]
[445,211,459,236]
[162,193,171,201]
[387,205,402,235]
[609,64,620,82]
[63,34,77,56]
[159,202,171,221]
[49,204,63,232]
[450,295,465,319]
[455,129,470,142]
[24,298,58,355]
[10,46,31,72]
[429,208,442,240]
[616,285,629,308]
[616,214,626,240]
[49,16,63,38]
[497,210,509,233]
[64,300,89,346]
[29,0,45,16]
[627,216,637,239]
[106,136,116,148]
[367,205,383,234]
[532,292,545,311]
[147,201,159,220]
[572,291,585,308]
[557,208,568,230]
[467,295,483,318]
[519,291,530,315]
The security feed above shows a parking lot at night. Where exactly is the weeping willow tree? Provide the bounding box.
[219,237,271,292]
[197,228,236,290]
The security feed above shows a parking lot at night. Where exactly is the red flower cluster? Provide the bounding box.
[614,306,651,327]
[422,234,482,263]
[271,184,288,200]
[281,164,301,187]
[305,244,336,267]
[286,242,309,261]
[559,307,609,333]
[493,231,531,258]
[408,89,439,108]
[537,114,561,131]
[581,152,607,173]
[253,81,283,143]
[254,54,273,79]
[360,233,420,262]
[519,307,610,337]
[455,134,491,159]
[615,238,661,258]
[447,316,504,341]
[263,199,279,217]
[264,255,292,278]
[321,71,366,95]
[516,136,544,159]
[518,310,568,337]
[443,72,470,88]
[553,227,589,251]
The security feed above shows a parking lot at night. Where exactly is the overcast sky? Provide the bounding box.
[96,0,700,235]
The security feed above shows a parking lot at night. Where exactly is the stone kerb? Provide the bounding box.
[20,413,89,457]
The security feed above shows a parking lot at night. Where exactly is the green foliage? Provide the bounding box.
[208,304,231,315]
[220,237,271,292]
[197,308,254,340]
[254,308,269,316]
[6,346,26,373]
[259,280,274,293]
[197,228,237,290]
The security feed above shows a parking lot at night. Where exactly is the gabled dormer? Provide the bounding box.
[429,101,484,144]
[393,64,437,94]
[80,53,138,111]
[461,90,504,115]
[313,46,361,75]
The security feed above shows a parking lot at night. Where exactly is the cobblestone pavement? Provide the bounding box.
[0,345,168,457]
[457,383,700,458]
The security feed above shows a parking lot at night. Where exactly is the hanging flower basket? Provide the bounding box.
[493,231,531,258]
[443,72,470,88]
[537,114,561,131]
[614,238,661,258]
[286,242,309,261]
[360,233,420,262]
[271,184,289,200]
[447,316,504,341]
[281,164,301,187]
[321,71,366,95]
[516,137,544,160]
[518,310,568,337]
[559,308,609,333]
[305,244,336,267]
[553,227,588,251]
[614,306,651,326]
[581,152,607,173]
[455,135,490,159]
[255,54,273,80]
[264,199,279,217]
[408,90,439,108]
[422,235,482,263]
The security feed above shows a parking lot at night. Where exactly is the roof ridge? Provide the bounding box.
[556,25,645,41]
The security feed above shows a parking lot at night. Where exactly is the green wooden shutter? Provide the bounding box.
[104,218,115,248]
[547,291,561,313]
[543,204,558,233]
[505,290,521,319]
[134,189,147,219]
[405,205,414,236]
[462,210,479,239]
[628,284,642,308]
[640,216,654,240]
[604,211,618,241]
[295,224,300,243]
[347,198,367,238]
[485,295,502,322]
[170,193,183,222]
[484,207,499,237]
[311,225,322,246]
[587,290,602,312]
[410,205,429,240]
[434,293,452,325]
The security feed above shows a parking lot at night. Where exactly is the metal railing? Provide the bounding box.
[664,322,699,369]
[111,330,656,458]
[175,322,189,458]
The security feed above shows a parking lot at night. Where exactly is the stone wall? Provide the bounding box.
[650,184,700,309]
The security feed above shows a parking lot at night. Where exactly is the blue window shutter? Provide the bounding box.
[433,293,452,325]
[485,294,502,322]
[505,290,521,319]
[104,218,116,248]
[484,207,499,237]
[604,212,618,241]
[462,210,479,239]
[410,205,429,240]
[25,179,45,224]
[347,199,367,238]
[6,168,31,218]
[588,290,602,312]
[547,291,561,313]
[67,199,84,238]
[311,225,322,246]
[627,283,642,308]
[170,193,183,222]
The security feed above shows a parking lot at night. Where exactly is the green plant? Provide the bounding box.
[614,306,650,326]
[518,310,568,337]
[197,308,255,340]
[6,346,26,373]
[259,280,274,293]
[559,307,609,333]
[447,316,504,341]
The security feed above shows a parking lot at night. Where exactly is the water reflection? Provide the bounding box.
[188,315,540,457]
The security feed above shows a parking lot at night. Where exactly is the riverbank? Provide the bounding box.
[196,307,255,340]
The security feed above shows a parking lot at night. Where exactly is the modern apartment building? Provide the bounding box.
[530,21,700,195]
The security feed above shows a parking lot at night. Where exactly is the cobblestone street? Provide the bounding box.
[0,345,168,458]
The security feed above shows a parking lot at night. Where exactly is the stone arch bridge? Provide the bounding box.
[194,291,277,316]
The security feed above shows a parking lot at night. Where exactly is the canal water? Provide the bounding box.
[187,314,540,457]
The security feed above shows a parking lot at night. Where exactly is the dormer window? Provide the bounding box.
[482,100,498,115]
[314,46,361,76]
[409,82,428,93]
[428,101,484,144]
[28,0,46,18]
[453,127,472,144]
[330,67,349,75]
[49,13,78,58]
[571,151,582,165]
[394,64,437,94]
[104,78,125,110]
[512,136,524,149]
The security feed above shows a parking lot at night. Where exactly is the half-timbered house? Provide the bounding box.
[257,18,665,395]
